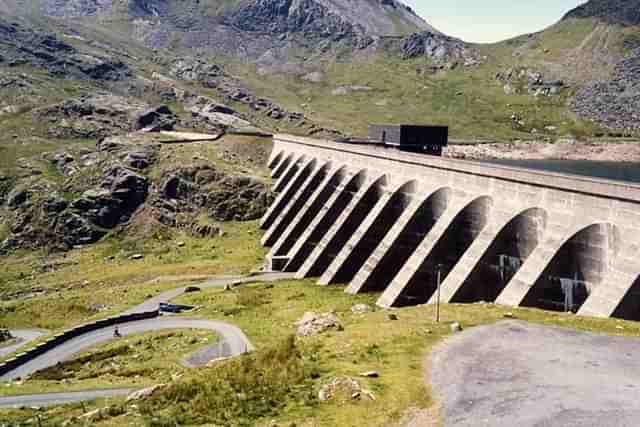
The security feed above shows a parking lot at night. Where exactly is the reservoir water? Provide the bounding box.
[482,159,640,185]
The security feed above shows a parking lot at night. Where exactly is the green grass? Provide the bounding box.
[0,329,219,397]
[228,51,602,140]
[3,278,640,426]
[0,221,267,332]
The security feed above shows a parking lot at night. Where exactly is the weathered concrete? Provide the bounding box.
[260,155,311,231]
[263,134,640,320]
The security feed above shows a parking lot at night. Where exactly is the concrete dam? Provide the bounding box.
[260,134,640,320]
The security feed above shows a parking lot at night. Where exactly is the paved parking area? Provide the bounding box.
[431,320,640,427]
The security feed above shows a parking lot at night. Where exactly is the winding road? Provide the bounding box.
[0,272,293,408]
[0,330,48,359]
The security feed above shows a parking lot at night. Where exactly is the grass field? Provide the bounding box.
[4,276,640,426]
[0,329,219,397]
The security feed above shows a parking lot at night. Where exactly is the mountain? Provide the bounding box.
[2,0,640,252]
[20,0,435,58]
[563,0,640,26]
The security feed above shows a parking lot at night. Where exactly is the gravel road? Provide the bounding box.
[0,330,47,358]
[431,320,640,427]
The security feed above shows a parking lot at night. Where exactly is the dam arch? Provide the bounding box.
[301,174,390,278]
[324,180,420,284]
[271,165,347,257]
[391,195,493,307]
[348,186,452,294]
[451,207,548,303]
[521,223,621,313]
[272,153,292,179]
[261,157,313,231]
[262,160,329,247]
[285,169,369,272]
[268,151,284,169]
[273,155,305,193]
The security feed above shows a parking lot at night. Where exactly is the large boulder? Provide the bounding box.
[101,166,149,212]
[296,311,343,337]
[133,105,177,132]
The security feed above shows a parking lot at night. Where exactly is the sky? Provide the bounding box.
[402,0,587,43]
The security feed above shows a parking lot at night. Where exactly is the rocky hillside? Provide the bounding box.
[563,0,640,26]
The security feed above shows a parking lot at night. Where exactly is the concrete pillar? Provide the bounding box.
[261,161,329,247]
[346,187,451,295]
[579,266,638,318]
[260,157,312,232]
[268,151,284,169]
[268,166,346,258]
[295,174,387,279]
[271,153,292,179]
[284,169,366,272]
[377,195,489,308]
[273,154,305,193]
[318,181,417,286]
[426,209,516,304]
[495,238,569,308]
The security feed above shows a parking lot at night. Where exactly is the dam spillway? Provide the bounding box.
[260,134,640,321]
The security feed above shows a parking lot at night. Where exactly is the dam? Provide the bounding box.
[260,134,640,320]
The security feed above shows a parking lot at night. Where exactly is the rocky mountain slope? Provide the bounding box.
[1,0,640,253]
[564,0,640,26]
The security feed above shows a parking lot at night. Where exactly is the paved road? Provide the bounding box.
[123,273,293,315]
[0,318,253,382]
[0,330,48,358]
[0,389,134,408]
[0,272,295,406]
[431,320,640,427]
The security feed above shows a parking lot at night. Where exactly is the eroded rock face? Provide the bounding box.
[0,18,130,81]
[399,31,480,66]
[35,96,175,138]
[155,166,274,224]
[572,48,640,129]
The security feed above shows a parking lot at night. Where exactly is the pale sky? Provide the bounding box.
[403,0,587,43]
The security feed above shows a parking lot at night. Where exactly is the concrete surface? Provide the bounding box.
[262,134,640,321]
[431,320,640,427]
[0,389,134,408]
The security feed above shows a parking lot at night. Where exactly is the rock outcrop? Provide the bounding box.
[387,31,481,67]
[0,18,131,81]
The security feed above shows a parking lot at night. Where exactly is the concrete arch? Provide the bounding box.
[521,223,621,313]
[273,155,305,193]
[268,151,284,169]
[612,275,640,321]
[451,208,548,303]
[262,161,330,247]
[387,195,493,307]
[346,187,452,294]
[299,174,390,278]
[285,169,369,272]
[260,157,314,232]
[272,153,293,179]
[271,166,348,257]
[321,180,419,285]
